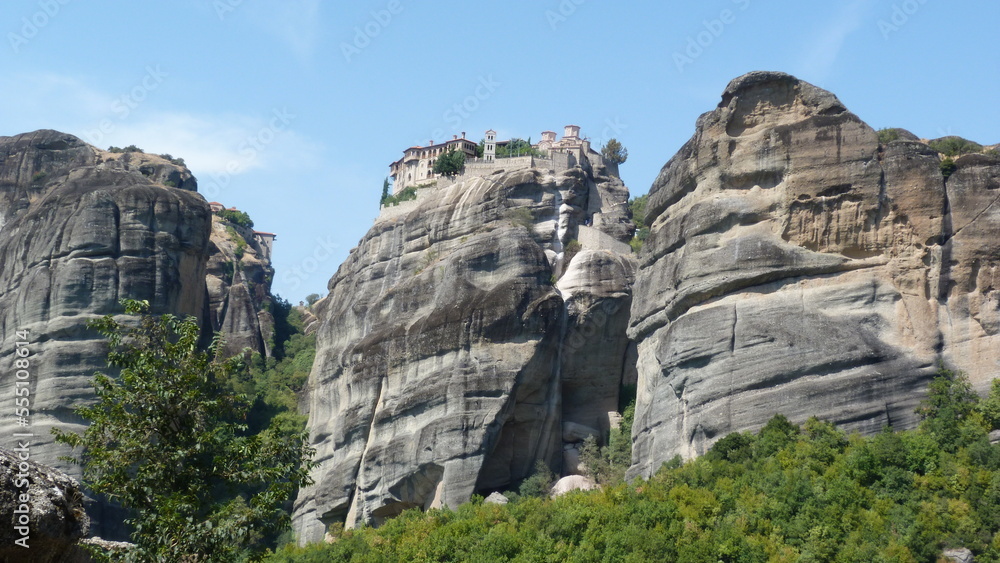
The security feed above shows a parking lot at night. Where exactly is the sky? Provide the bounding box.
[1,0,997,303]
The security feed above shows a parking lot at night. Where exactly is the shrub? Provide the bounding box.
[507,207,534,231]
[940,157,958,180]
[628,194,650,253]
[107,144,143,153]
[877,128,902,144]
[497,138,544,158]
[221,260,235,285]
[518,460,555,498]
[929,136,983,157]
[382,185,418,207]
[218,208,255,229]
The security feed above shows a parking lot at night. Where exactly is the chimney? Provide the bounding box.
[429,140,433,146]
[453,134,458,140]
[461,131,466,138]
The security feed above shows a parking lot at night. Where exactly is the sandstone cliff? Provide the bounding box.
[203,216,275,358]
[293,154,636,541]
[0,130,276,539]
[628,71,1000,477]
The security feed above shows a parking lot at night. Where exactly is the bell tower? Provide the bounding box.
[484,129,496,162]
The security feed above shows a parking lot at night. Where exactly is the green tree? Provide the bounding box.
[628,194,649,253]
[218,208,255,229]
[877,128,902,145]
[433,149,465,176]
[601,138,628,165]
[53,299,314,562]
[929,136,983,157]
[305,293,321,307]
[940,157,958,180]
[518,460,556,498]
[380,177,390,206]
[496,138,542,158]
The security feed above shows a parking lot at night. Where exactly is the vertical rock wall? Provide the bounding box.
[628,71,1000,477]
[293,157,636,542]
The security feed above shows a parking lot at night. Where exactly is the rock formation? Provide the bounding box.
[203,216,275,358]
[0,130,275,538]
[628,71,1000,477]
[293,153,636,542]
[0,446,89,562]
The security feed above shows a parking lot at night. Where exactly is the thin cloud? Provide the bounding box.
[247,0,322,61]
[0,72,322,179]
[796,1,869,81]
[105,112,323,177]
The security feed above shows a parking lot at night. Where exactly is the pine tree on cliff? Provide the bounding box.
[601,138,628,165]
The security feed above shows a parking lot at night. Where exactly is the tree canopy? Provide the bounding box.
[432,149,465,176]
[269,368,1000,562]
[218,208,254,229]
[601,138,628,165]
[54,299,314,562]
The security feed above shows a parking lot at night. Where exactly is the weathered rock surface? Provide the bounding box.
[628,71,1000,477]
[293,156,635,542]
[549,474,597,497]
[203,216,275,358]
[0,446,89,562]
[0,130,276,538]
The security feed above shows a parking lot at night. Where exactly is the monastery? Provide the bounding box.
[388,125,604,194]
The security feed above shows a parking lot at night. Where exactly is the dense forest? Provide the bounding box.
[268,369,1000,562]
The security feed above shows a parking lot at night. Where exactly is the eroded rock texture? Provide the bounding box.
[203,217,275,358]
[0,131,212,537]
[0,446,89,562]
[628,71,1000,477]
[293,156,635,542]
[0,130,277,539]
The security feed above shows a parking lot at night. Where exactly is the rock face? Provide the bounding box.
[628,71,1000,477]
[293,154,635,542]
[0,130,269,538]
[0,446,89,562]
[203,216,275,358]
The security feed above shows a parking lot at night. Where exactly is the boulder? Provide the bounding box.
[483,492,509,505]
[549,475,597,497]
[0,446,89,562]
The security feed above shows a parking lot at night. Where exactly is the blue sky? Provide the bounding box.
[2,0,997,302]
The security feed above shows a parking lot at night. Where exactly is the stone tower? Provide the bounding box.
[484,129,496,162]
